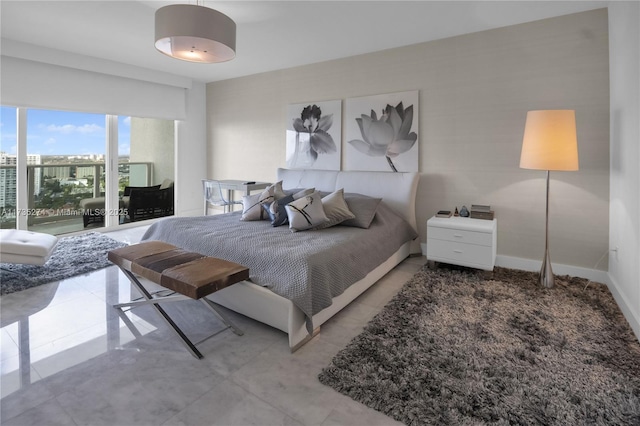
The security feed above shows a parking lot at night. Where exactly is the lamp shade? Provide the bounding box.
[155,4,236,63]
[520,110,579,171]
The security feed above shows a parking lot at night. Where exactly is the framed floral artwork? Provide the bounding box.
[285,100,342,170]
[345,91,419,172]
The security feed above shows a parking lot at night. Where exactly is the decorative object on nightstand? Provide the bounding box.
[427,216,497,271]
[436,210,452,218]
[454,207,459,217]
[470,204,495,220]
[520,110,579,289]
[459,205,469,217]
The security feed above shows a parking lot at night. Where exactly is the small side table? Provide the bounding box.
[203,180,270,214]
[217,180,271,199]
[426,216,497,271]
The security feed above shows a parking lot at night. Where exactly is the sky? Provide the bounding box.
[0,106,131,157]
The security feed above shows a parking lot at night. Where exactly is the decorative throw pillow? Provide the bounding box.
[269,180,287,200]
[241,185,276,221]
[291,188,315,200]
[285,192,328,232]
[240,181,287,221]
[339,193,382,229]
[262,194,294,227]
[241,193,267,221]
[314,188,356,230]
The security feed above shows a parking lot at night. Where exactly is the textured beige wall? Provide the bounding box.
[207,9,609,269]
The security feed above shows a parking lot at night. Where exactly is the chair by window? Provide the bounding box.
[203,179,243,215]
[121,179,174,223]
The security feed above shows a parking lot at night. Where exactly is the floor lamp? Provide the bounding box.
[520,110,579,288]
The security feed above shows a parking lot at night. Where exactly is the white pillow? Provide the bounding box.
[315,189,355,229]
[240,181,286,221]
[270,180,287,200]
[285,192,328,232]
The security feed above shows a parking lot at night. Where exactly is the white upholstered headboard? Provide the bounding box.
[276,168,419,232]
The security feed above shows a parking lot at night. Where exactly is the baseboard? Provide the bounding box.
[420,242,640,343]
[606,275,640,343]
[420,244,609,283]
[495,255,610,284]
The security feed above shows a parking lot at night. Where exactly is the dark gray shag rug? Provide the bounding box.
[318,266,640,425]
[0,232,127,295]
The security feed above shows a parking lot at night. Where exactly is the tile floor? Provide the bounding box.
[1,226,425,425]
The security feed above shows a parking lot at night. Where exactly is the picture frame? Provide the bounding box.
[285,100,341,171]
[344,91,419,172]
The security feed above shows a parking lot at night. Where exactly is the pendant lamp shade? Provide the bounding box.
[155,4,236,64]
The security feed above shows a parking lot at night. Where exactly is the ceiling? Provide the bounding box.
[1,1,608,84]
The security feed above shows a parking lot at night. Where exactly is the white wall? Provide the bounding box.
[175,80,207,217]
[207,9,610,272]
[608,1,640,339]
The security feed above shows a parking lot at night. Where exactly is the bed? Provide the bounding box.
[142,168,419,351]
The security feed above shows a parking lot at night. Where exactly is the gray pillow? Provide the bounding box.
[314,188,356,230]
[285,192,328,232]
[339,193,382,229]
[292,188,315,200]
[284,187,315,199]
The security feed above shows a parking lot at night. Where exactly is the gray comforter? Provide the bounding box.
[141,201,417,329]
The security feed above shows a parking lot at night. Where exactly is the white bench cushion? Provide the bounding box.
[0,230,59,266]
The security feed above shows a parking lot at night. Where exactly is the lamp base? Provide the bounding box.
[540,248,555,288]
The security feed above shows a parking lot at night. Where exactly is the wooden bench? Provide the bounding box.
[108,241,249,359]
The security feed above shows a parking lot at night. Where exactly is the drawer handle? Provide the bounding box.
[453,234,463,238]
[454,250,463,254]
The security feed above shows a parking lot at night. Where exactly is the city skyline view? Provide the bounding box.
[0,107,131,157]
[1,106,173,235]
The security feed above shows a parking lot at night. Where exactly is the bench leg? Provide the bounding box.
[200,298,244,336]
[117,269,204,359]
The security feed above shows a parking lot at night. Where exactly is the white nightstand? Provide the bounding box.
[426,216,497,271]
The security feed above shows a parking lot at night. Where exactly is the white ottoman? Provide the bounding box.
[0,229,59,266]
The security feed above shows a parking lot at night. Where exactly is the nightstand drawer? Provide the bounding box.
[427,226,493,247]
[426,216,497,271]
[427,239,494,269]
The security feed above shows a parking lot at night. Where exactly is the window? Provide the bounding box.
[26,109,106,233]
[0,106,18,229]
[0,107,175,235]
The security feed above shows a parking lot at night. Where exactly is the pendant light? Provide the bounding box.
[155,3,236,63]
